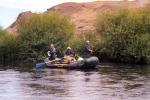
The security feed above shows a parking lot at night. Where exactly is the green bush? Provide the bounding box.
[0,29,20,65]
[68,35,84,55]
[18,12,75,61]
[68,33,103,57]
[96,7,150,63]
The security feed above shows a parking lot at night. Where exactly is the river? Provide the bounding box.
[0,63,150,100]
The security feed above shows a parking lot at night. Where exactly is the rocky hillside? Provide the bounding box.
[6,0,149,34]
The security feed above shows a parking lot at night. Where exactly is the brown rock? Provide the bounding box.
[6,1,150,34]
[6,11,32,34]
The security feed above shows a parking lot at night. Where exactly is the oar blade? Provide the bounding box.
[35,62,45,69]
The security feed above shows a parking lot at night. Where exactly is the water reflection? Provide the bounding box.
[0,63,150,100]
[97,63,150,100]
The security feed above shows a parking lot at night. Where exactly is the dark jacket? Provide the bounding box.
[48,47,57,60]
[65,49,74,56]
[83,44,92,53]
[82,44,92,57]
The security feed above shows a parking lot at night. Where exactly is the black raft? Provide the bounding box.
[44,56,99,69]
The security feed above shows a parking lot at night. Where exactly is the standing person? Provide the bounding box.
[82,40,93,57]
[47,44,57,60]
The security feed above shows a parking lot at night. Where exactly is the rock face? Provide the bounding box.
[47,1,121,34]
[6,11,32,34]
[6,1,149,34]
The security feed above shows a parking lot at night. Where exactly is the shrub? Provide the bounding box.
[96,7,150,64]
[69,33,103,57]
[18,12,75,61]
[0,29,20,65]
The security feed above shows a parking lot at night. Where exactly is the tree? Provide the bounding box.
[18,12,75,61]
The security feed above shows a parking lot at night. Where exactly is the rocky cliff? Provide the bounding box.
[6,1,149,34]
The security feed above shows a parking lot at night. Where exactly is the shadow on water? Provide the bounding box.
[0,63,150,100]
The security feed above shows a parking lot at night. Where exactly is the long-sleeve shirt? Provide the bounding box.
[65,49,74,56]
[83,44,92,53]
[47,47,56,60]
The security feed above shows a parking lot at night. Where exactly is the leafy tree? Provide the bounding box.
[0,29,19,65]
[18,12,75,61]
[96,7,150,63]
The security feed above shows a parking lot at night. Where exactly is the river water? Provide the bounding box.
[0,63,150,100]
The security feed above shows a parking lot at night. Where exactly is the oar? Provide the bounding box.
[35,59,60,69]
[35,62,46,69]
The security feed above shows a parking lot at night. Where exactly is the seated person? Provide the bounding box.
[65,46,74,57]
[64,47,75,63]
[47,44,57,60]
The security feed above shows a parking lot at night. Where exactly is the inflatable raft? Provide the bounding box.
[44,56,99,69]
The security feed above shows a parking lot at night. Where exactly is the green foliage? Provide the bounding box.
[2,7,150,65]
[68,35,84,55]
[69,33,103,57]
[96,7,150,63]
[0,30,20,65]
[18,12,75,60]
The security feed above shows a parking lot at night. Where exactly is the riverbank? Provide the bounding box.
[1,7,150,65]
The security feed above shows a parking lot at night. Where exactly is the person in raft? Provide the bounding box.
[64,46,75,63]
[82,40,93,57]
[65,46,74,57]
[47,44,57,60]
